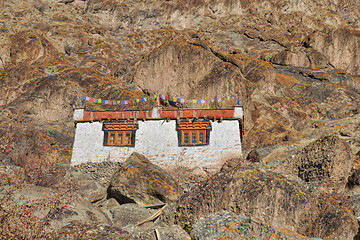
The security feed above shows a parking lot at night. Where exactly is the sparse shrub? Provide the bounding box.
[0,187,49,239]
[0,121,81,238]
[0,177,81,239]
[1,125,67,187]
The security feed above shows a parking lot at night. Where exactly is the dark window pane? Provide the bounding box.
[110,133,115,144]
[199,132,205,143]
[192,132,197,144]
[125,133,131,144]
[118,133,123,144]
[183,132,189,144]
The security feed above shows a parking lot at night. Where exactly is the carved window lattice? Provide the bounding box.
[177,121,211,146]
[103,122,137,146]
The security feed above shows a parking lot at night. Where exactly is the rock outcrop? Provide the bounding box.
[50,221,133,239]
[0,0,359,238]
[108,152,181,205]
[191,211,310,240]
[295,135,353,192]
[167,164,358,239]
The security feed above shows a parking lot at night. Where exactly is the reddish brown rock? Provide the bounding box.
[309,29,360,75]
[167,165,358,239]
[10,29,61,66]
[246,149,261,163]
[109,152,181,206]
[295,135,353,192]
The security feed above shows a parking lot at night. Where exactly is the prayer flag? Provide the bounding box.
[105,100,109,104]
[151,95,155,100]
[221,97,225,101]
[101,100,105,104]
[98,99,102,103]
[140,98,144,103]
[109,100,112,105]
[197,99,201,103]
[169,97,173,101]
[161,95,165,100]
[113,100,117,105]
[136,99,139,103]
[205,99,208,103]
[211,99,214,103]
[94,98,97,103]
[117,100,120,105]
[185,99,188,103]
[214,98,217,102]
[90,97,94,102]
[86,97,90,101]
[180,98,185,103]
[121,100,125,105]
[230,95,233,98]
[172,97,177,102]
[125,100,128,104]
[82,96,86,100]
[154,94,158,98]
[177,98,180,103]
[201,99,205,104]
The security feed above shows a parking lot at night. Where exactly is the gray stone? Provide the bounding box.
[190,211,311,240]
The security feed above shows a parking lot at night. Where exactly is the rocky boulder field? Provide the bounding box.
[0,0,359,239]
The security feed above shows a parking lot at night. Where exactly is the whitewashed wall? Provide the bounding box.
[71,120,242,172]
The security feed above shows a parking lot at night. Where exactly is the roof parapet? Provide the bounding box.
[234,105,243,118]
[151,106,162,118]
[74,108,84,121]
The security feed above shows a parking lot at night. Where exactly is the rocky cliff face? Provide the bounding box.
[1,0,358,152]
[0,0,359,239]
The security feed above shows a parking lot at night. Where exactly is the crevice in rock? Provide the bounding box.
[353,224,360,240]
[106,186,136,205]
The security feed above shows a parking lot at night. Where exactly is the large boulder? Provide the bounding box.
[191,211,311,240]
[49,221,134,239]
[167,164,358,239]
[47,200,112,231]
[108,152,181,206]
[294,135,353,192]
[107,203,191,240]
[110,203,158,228]
[0,183,112,238]
[348,151,360,186]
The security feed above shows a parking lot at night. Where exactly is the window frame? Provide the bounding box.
[177,120,211,147]
[103,121,137,147]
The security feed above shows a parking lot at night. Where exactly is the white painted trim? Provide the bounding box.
[234,106,243,118]
[73,109,84,121]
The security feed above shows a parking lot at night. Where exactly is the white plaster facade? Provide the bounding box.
[72,121,242,172]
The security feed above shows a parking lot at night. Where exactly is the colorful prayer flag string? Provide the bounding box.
[81,94,239,105]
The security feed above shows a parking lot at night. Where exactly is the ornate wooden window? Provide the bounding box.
[103,122,137,147]
[177,121,211,146]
